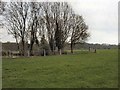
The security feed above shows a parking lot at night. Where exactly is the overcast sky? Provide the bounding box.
[0,0,119,44]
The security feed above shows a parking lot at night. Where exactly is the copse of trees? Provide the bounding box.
[1,2,89,56]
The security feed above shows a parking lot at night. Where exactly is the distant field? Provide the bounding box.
[2,49,118,88]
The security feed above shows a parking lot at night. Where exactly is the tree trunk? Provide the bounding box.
[15,37,20,51]
[43,49,46,56]
[29,40,34,56]
[27,50,30,57]
[22,38,25,56]
[71,43,73,53]
[22,17,26,56]
[59,49,61,55]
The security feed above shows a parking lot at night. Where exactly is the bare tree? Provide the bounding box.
[49,2,73,54]
[41,2,56,53]
[4,2,29,56]
[28,2,40,55]
[70,14,89,53]
[57,2,72,53]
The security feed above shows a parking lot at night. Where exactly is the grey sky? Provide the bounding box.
[0,0,119,44]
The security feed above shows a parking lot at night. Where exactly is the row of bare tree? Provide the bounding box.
[1,2,89,56]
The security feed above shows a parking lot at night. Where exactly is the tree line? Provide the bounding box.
[1,2,89,56]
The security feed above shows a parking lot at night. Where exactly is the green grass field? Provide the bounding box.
[2,49,118,88]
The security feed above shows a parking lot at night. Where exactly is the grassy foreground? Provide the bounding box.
[2,49,118,88]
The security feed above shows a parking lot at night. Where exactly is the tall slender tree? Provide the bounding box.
[28,2,40,55]
[4,2,29,56]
